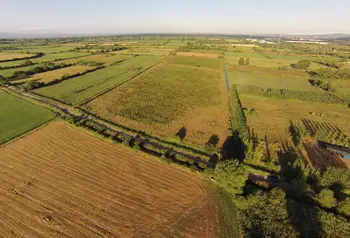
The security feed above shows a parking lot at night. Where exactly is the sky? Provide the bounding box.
[1,0,350,35]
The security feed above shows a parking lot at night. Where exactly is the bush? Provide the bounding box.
[291,60,311,69]
[317,189,337,208]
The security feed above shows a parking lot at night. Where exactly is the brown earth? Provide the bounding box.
[0,121,222,237]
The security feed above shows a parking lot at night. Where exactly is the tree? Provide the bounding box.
[317,189,336,208]
[0,75,8,86]
[215,160,249,195]
[245,58,250,66]
[238,57,245,66]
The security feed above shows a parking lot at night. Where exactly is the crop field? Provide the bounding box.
[16,45,76,54]
[12,65,94,84]
[0,51,89,68]
[0,52,35,61]
[0,121,229,237]
[35,55,161,105]
[240,95,350,142]
[59,52,131,65]
[0,90,55,144]
[164,55,223,70]
[227,65,319,92]
[177,52,220,58]
[83,61,229,148]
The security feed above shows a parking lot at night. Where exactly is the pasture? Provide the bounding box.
[0,121,229,237]
[83,62,229,148]
[35,55,161,105]
[227,66,319,92]
[12,65,94,84]
[59,52,131,65]
[0,90,55,144]
[240,95,350,142]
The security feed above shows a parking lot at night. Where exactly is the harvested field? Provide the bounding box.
[83,63,229,148]
[12,65,94,84]
[0,90,55,144]
[35,55,161,105]
[240,95,350,142]
[177,52,219,58]
[0,52,35,61]
[0,121,228,237]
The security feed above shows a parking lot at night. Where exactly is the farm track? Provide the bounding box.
[0,122,220,237]
[5,86,211,167]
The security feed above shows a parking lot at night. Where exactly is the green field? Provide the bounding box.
[35,55,161,105]
[165,55,223,70]
[0,51,89,68]
[0,90,55,144]
[227,65,320,92]
[12,46,76,54]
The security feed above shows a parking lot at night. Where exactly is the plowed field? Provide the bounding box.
[0,122,225,237]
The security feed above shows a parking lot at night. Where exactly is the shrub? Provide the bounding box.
[291,60,311,69]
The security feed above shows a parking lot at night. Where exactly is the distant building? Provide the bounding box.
[246,38,276,44]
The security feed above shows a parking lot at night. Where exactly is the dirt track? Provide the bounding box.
[0,122,221,237]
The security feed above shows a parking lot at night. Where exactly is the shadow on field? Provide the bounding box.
[221,130,245,161]
[175,126,187,141]
[206,134,219,147]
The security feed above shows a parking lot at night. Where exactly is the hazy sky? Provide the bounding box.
[1,0,349,34]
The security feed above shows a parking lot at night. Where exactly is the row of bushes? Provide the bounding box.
[235,84,347,105]
[64,115,208,172]
[8,62,72,80]
[0,52,44,63]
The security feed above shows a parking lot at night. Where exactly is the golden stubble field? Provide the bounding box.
[0,121,222,238]
[0,52,35,61]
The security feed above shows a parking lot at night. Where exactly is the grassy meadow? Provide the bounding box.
[35,55,161,105]
[0,90,55,144]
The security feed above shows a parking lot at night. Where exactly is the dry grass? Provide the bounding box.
[0,121,222,237]
[241,95,350,142]
[0,52,34,61]
[12,65,94,84]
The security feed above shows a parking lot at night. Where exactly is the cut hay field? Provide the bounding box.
[0,52,35,61]
[0,121,232,237]
[35,55,161,105]
[240,95,350,142]
[0,90,55,144]
[12,65,94,84]
[227,66,319,92]
[83,60,229,148]
[0,52,89,68]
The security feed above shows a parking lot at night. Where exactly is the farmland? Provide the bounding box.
[83,57,229,148]
[0,35,350,238]
[0,52,35,61]
[0,90,55,144]
[35,55,161,105]
[0,121,231,237]
[240,95,350,142]
[12,65,94,84]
